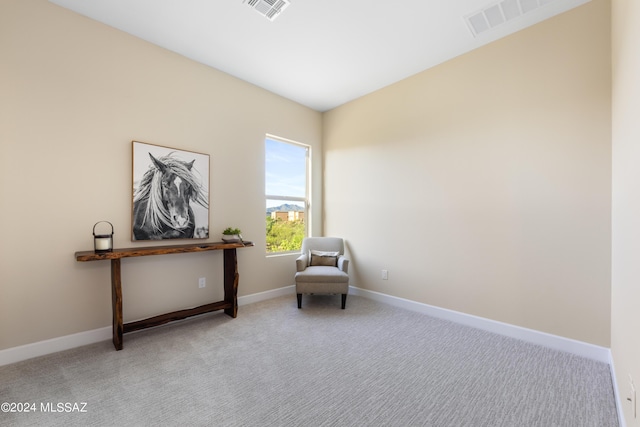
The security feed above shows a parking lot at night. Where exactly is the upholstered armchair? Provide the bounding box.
[294,237,349,309]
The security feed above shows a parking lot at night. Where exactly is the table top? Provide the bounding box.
[75,241,254,261]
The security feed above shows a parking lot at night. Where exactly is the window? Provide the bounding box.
[265,136,309,254]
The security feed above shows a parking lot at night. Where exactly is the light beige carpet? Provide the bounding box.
[0,294,618,426]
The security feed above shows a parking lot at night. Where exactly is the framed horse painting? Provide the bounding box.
[132,141,209,241]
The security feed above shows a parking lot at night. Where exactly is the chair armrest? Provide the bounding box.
[338,256,349,273]
[295,254,308,272]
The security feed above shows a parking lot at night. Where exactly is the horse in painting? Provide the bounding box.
[133,152,208,240]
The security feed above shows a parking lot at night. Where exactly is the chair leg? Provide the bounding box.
[297,293,302,309]
[341,294,347,309]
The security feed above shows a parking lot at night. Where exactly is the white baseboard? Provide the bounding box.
[0,327,111,367]
[609,354,627,427]
[0,286,297,367]
[0,284,610,368]
[238,285,295,306]
[349,286,611,364]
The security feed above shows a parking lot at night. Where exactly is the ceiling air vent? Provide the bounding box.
[243,0,291,21]
[465,0,558,37]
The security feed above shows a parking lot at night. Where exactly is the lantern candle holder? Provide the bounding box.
[93,221,114,253]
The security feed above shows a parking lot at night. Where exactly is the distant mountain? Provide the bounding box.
[266,204,304,214]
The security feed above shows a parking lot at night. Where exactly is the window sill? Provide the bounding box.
[266,251,300,259]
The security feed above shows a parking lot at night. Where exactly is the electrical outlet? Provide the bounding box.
[628,375,637,419]
[198,277,206,288]
[381,270,388,280]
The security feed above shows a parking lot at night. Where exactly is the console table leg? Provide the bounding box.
[111,259,123,350]
[223,248,239,318]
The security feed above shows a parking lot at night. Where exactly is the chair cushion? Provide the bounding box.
[295,266,349,283]
[309,250,339,267]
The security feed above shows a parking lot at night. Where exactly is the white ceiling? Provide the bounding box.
[48,0,590,112]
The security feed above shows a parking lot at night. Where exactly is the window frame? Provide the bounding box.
[265,134,310,256]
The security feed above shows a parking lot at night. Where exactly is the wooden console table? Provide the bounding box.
[75,241,253,350]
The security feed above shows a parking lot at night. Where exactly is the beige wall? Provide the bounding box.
[612,0,640,424]
[323,0,611,346]
[0,0,322,350]
[0,0,619,367]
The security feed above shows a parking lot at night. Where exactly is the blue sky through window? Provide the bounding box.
[265,138,307,207]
